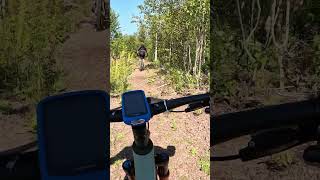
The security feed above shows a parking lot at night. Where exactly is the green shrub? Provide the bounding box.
[0,100,12,114]
[170,119,177,131]
[164,67,197,93]
[0,0,90,102]
[110,52,134,95]
[265,152,295,171]
[0,0,91,133]
[199,156,210,175]
[198,150,210,175]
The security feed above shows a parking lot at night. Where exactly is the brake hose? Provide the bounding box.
[211,154,240,161]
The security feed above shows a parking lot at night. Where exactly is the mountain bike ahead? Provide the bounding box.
[0,90,209,180]
[211,97,320,165]
[92,0,108,31]
[138,57,145,71]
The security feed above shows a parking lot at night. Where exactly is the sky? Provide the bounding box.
[110,0,144,35]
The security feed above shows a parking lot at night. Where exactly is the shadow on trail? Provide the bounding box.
[144,63,157,70]
[110,145,176,165]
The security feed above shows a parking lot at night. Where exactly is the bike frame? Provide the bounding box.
[130,124,157,180]
[139,58,145,71]
[122,105,170,180]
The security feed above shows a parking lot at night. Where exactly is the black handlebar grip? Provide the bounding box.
[211,99,320,145]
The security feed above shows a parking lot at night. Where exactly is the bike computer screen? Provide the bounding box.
[121,90,151,126]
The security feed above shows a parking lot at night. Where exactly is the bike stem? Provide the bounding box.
[131,124,157,180]
[132,124,150,149]
[123,124,170,180]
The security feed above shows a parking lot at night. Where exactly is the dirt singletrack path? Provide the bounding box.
[58,18,109,92]
[110,61,210,179]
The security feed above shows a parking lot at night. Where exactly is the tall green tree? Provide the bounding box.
[137,0,210,89]
[110,9,121,40]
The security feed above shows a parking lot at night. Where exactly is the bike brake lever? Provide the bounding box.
[239,128,303,161]
[185,101,209,112]
[205,107,210,114]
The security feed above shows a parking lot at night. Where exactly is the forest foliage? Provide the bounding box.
[0,0,90,102]
[110,0,210,93]
[211,0,320,103]
[110,9,136,94]
[138,0,210,91]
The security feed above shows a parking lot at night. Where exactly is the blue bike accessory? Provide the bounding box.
[121,90,151,126]
[37,90,110,180]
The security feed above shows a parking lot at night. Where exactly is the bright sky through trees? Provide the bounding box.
[111,0,143,35]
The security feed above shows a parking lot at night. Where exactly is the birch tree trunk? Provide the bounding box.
[278,51,285,89]
[188,44,192,74]
[154,32,158,62]
[271,0,290,90]
[198,31,205,87]
[183,43,187,72]
[194,41,198,75]
[0,0,6,19]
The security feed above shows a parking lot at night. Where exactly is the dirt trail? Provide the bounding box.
[0,109,35,152]
[58,18,109,91]
[110,62,210,179]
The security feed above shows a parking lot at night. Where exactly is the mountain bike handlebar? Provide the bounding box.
[0,93,210,158]
[112,93,209,180]
[211,98,320,145]
[109,93,210,123]
[211,97,320,163]
[0,93,209,180]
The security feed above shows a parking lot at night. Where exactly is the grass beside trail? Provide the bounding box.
[110,53,135,96]
[0,0,93,134]
[151,61,209,94]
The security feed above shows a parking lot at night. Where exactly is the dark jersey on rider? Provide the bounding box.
[137,46,147,59]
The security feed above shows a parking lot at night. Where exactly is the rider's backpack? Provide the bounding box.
[138,49,146,57]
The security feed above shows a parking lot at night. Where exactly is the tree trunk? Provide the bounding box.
[155,32,158,62]
[270,0,290,90]
[188,44,192,74]
[0,0,6,19]
[193,43,198,75]
[197,11,207,87]
[278,50,285,90]
[183,43,187,72]
[169,41,172,64]
[194,34,200,76]
[198,31,205,87]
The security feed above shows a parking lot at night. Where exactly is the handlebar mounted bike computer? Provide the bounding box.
[121,90,151,126]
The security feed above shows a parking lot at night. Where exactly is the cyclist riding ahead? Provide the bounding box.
[137,45,147,71]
